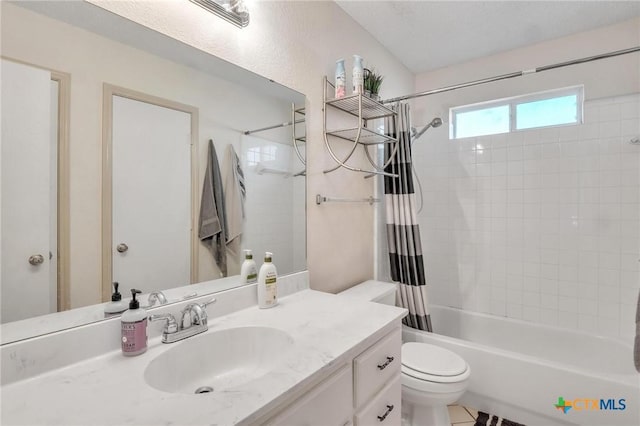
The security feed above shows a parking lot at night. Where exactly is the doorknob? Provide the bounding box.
[116,243,129,253]
[28,254,45,266]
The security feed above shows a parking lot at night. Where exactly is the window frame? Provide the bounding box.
[450,85,584,139]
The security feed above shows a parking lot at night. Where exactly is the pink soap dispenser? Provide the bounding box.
[121,289,148,356]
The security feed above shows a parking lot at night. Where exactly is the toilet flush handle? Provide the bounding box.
[377,356,394,370]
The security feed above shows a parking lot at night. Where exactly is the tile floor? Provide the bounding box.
[448,404,478,426]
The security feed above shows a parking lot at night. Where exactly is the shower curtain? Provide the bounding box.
[383,103,432,332]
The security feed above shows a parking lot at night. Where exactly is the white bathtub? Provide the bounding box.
[403,305,640,426]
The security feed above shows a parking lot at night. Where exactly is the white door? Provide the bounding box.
[1,59,53,323]
[112,96,191,295]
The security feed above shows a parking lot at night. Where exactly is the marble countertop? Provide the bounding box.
[1,290,406,426]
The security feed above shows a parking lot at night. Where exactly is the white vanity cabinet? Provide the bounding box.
[353,328,402,425]
[264,327,402,426]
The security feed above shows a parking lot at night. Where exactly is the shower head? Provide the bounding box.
[411,117,442,141]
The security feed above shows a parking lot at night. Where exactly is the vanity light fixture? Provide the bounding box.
[190,0,250,28]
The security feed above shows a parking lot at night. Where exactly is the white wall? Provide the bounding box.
[411,18,640,341]
[1,3,303,307]
[84,0,415,294]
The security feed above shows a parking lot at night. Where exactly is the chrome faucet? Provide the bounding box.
[149,298,216,344]
[146,291,168,307]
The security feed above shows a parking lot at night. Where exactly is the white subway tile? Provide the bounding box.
[600,121,622,138]
[522,305,541,322]
[558,125,579,142]
[558,266,578,281]
[492,148,507,162]
[620,100,640,120]
[490,300,506,316]
[598,268,621,286]
[578,298,598,314]
[583,104,599,123]
[539,308,558,326]
[599,154,622,171]
[621,118,640,137]
[620,286,640,304]
[597,301,620,320]
[620,236,640,254]
[597,317,619,337]
[506,303,522,319]
[559,296,579,313]
[597,137,622,154]
[578,266,598,285]
[577,123,600,140]
[540,279,559,296]
[578,314,598,332]
[599,103,621,122]
[621,253,640,271]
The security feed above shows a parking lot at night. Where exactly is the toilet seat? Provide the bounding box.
[401,342,470,384]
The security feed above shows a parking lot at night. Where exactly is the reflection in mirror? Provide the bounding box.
[0,1,306,344]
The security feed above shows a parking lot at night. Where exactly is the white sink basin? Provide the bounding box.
[144,326,294,395]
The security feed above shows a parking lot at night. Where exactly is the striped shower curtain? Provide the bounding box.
[383,103,432,332]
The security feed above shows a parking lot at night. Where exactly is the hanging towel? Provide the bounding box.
[635,289,640,372]
[199,140,227,277]
[223,144,246,244]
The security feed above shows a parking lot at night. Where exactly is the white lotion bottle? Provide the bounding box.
[240,249,258,284]
[257,252,278,309]
[121,289,148,356]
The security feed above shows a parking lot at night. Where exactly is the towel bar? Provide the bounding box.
[315,194,380,205]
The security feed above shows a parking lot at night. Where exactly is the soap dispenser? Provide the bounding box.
[257,252,278,309]
[240,249,258,284]
[104,282,128,316]
[121,289,147,356]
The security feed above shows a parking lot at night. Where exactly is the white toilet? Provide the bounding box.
[401,342,471,426]
[339,280,471,426]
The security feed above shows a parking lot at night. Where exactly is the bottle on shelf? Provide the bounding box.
[352,55,364,95]
[335,59,346,99]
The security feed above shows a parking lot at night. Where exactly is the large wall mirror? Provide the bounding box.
[0,1,306,344]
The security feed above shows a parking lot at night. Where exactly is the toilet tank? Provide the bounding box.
[338,280,396,306]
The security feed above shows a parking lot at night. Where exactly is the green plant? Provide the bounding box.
[364,68,384,95]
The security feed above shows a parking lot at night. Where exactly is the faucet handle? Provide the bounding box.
[201,298,217,309]
[149,313,178,334]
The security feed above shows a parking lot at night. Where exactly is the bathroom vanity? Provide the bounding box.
[1,289,406,425]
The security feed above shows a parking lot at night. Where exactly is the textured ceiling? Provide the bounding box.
[336,1,640,73]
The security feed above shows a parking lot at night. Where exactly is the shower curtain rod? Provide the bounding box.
[244,119,305,135]
[381,46,640,104]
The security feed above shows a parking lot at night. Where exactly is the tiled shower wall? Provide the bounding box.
[242,135,306,275]
[414,93,640,341]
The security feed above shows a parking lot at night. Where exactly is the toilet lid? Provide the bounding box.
[402,342,467,377]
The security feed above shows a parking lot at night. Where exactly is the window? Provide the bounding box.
[450,86,583,139]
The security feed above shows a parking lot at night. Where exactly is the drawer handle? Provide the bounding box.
[377,404,394,422]
[377,356,394,370]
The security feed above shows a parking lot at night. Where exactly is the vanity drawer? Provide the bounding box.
[354,375,401,426]
[353,328,401,407]
[266,363,353,426]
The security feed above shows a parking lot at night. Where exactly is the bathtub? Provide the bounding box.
[403,305,640,426]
